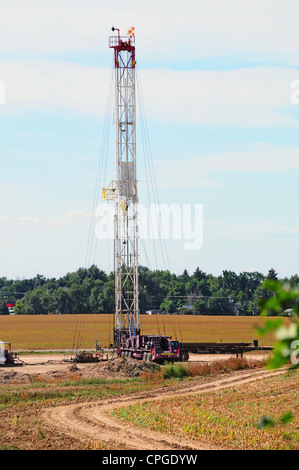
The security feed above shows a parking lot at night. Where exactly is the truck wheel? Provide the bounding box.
[181,351,189,362]
[143,352,149,362]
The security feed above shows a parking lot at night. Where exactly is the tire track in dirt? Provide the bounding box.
[41,367,286,450]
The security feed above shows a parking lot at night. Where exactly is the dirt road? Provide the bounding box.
[41,366,285,450]
[8,350,271,375]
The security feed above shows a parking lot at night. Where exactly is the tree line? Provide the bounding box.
[1,265,298,316]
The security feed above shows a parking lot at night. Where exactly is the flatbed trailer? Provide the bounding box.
[181,340,272,360]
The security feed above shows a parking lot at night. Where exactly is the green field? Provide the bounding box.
[0,314,278,351]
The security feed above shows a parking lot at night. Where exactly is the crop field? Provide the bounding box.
[0,314,278,351]
[112,370,299,450]
[0,314,296,451]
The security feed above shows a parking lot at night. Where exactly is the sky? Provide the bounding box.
[1,0,299,280]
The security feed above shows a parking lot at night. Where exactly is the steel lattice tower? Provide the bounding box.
[103,27,139,347]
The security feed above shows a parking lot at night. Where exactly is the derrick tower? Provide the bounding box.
[102,27,139,347]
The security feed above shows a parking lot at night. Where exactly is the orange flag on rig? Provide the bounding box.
[128,27,135,37]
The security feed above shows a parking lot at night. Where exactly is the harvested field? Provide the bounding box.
[0,314,277,351]
[0,353,291,450]
[112,369,299,450]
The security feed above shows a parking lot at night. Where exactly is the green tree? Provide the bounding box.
[0,303,9,315]
[160,281,186,313]
[52,288,71,314]
[97,275,115,313]
[16,287,51,315]
[69,283,84,314]
[266,268,278,280]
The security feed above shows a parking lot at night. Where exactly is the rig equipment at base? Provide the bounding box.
[117,333,181,363]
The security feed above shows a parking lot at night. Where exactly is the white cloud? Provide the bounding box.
[0,215,38,224]
[0,60,110,116]
[197,142,299,174]
[0,210,92,230]
[18,216,39,223]
[206,219,299,241]
[1,60,298,129]
[138,67,298,127]
[153,142,299,189]
[0,0,298,65]
[44,210,93,230]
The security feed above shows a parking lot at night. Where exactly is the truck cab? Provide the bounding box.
[150,336,181,363]
[0,341,12,365]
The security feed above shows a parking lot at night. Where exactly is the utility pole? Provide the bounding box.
[102,27,139,348]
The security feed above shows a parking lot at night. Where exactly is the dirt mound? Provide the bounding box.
[81,357,160,379]
[0,357,160,384]
[0,369,30,384]
[29,358,159,382]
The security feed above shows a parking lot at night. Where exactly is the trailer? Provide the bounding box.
[180,340,272,361]
[118,334,181,363]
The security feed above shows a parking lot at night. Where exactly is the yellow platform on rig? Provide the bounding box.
[102,180,116,200]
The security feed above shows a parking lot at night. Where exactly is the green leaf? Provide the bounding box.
[256,318,282,336]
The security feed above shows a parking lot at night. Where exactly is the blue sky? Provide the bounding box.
[1,0,299,280]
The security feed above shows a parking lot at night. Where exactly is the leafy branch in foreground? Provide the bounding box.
[257,279,299,369]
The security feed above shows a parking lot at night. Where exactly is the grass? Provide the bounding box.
[112,369,299,450]
[162,362,189,380]
[186,356,266,377]
[0,357,263,408]
[161,356,265,381]
[0,314,277,351]
[0,375,146,408]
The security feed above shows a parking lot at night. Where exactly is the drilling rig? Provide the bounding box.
[103,27,140,349]
[102,27,182,363]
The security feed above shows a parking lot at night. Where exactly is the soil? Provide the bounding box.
[0,351,271,385]
[0,354,160,384]
[0,351,280,450]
